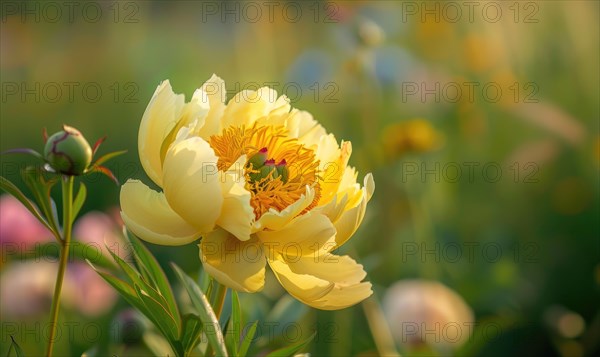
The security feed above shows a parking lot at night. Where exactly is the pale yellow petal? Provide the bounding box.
[162,137,223,233]
[200,229,266,292]
[120,180,201,246]
[197,74,227,139]
[216,170,254,241]
[257,211,335,257]
[317,139,352,206]
[330,173,375,249]
[301,254,372,311]
[294,110,327,145]
[267,253,334,301]
[138,80,185,187]
[268,252,371,310]
[253,186,315,232]
[220,87,287,128]
[310,282,373,310]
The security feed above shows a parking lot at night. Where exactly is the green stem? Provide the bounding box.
[209,279,227,321]
[46,175,74,357]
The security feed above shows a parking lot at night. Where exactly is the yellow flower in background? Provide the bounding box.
[120,75,374,310]
[382,118,443,160]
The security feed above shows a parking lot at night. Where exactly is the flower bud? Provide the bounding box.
[43,125,92,175]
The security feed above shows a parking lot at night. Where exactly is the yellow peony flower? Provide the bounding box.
[120,75,374,310]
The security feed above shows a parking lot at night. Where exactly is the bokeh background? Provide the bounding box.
[1,1,598,356]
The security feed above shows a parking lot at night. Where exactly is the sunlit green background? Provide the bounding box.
[1,1,598,356]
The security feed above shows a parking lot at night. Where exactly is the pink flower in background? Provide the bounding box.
[0,209,122,317]
[0,261,56,317]
[0,194,53,248]
[62,262,118,316]
[1,261,117,318]
[74,210,129,259]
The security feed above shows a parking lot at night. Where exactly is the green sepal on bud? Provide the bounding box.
[43,125,92,175]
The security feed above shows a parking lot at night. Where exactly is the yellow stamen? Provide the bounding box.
[210,124,321,218]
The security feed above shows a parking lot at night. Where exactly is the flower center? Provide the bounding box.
[209,124,321,218]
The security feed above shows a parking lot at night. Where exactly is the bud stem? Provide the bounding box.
[46,175,74,357]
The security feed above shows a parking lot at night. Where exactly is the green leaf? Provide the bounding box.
[238,321,258,357]
[105,245,174,322]
[87,261,151,318]
[87,165,119,185]
[134,284,180,343]
[89,260,183,357]
[265,331,316,357]
[17,242,115,270]
[2,147,43,159]
[171,263,229,357]
[92,149,127,166]
[225,291,242,355]
[6,336,25,357]
[0,176,53,234]
[71,182,87,223]
[181,314,204,355]
[126,230,181,331]
[20,167,61,238]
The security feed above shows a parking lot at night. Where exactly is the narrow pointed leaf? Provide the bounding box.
[238,321,258,357]
[93,149,127,166]
[172,263,228,357]
[1,148,43,159]
[126,231,181,330]
[87,261,151,318]
[88,165,119,185]
[18,242,115,270]
[89,260,181,355]
[134,284,180,343]
[71,182,87,223]
[20,168,61,238]
[92,136,107,155]
[181,314,204,354]
[105,245,173,317]
[225,291,241,355]
[265,331,316,357]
